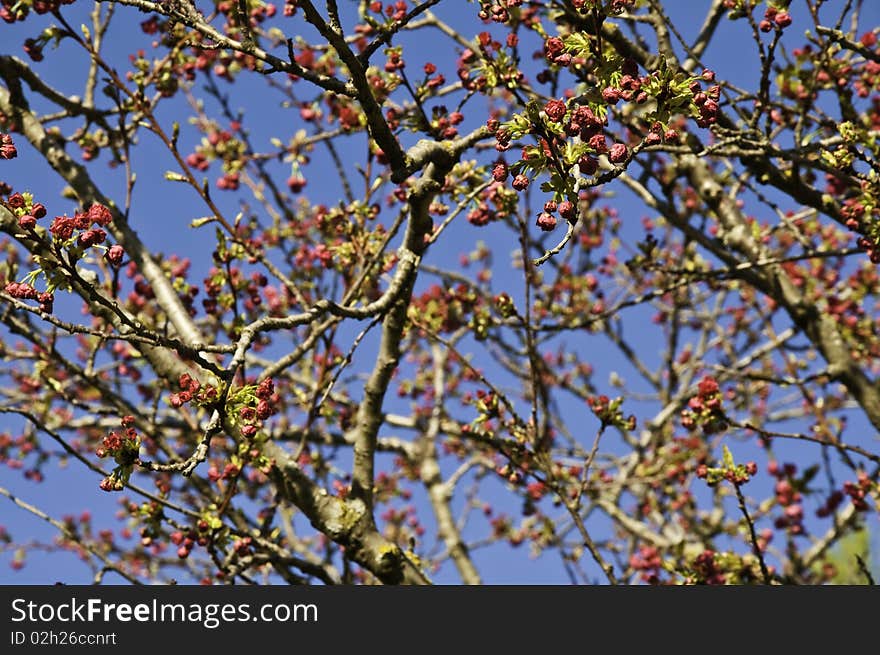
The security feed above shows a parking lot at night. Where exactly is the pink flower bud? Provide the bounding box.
[608,143,628,163]
[543,99,567,122]
[536,212,557,232]
[107,244,125,266]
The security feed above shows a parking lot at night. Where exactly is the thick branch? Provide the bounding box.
[349,166,443,506]
[419,344,482,584]
[265,441,430,584]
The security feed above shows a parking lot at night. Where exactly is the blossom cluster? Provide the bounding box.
[97,416,141,492]
[681,376,727,435]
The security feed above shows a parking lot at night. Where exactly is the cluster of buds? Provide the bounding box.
[494,462,523,485]
[768,461,805,534]
[473,389,499,419]
[600,58,653,112]
[493,292,516,318]
[681,375,727,434]
[429,105,463,139]
[5,191,47,230]
[587,394,636,430]
[49,202,113,241]
[486,118,513,152]
[207,461,240,482]
[629,544,663,584]
[169,372,213,408]
[0,0,76,24]
[689,549,727,585]
[4,282,53,313]
[759,5,792,32]
[170,530,196,559]
[565,105,627,168]
[841,196,880,264]
[5,282,39,300]
[216,172,239,191]
[476,0,522,24]
[7,196,126,273]
[695,445,757,486]
[232,535,253,557]
[238,377,277,438]
[48,203,125,266]
[564,104,607,144]
[536,202,557,232]
[170,518,215,559]
[421,61,446,92]
[843,471,874,512]
[525,481,546,506]
[367,1,406,21]
[543,36,571,67]
[644,120,681,146]
[690,70,720,128]
[543,98,567,123]
[0,133,16,159]
[97,416,140,492]
[536,198,577,233]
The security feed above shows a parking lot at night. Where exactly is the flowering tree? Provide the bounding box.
[0,0,878,585]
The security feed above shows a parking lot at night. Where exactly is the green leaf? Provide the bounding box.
[722,444,735,469]
[801,464,820,486]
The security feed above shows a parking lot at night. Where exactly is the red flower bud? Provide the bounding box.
[492,163,508,182]
[536,212,557,232]
[18,214,36,229]
[107,244,125,266]
[558,200,576,221]
[256,377,274,399]
[544,98,567,122]
[578,154,597,175]
[608,143,628,163]
[0,133,16,159]
[601,87,620,104]
[774,12,791,28]
[88,203,113,226]
[256,399,273,420]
